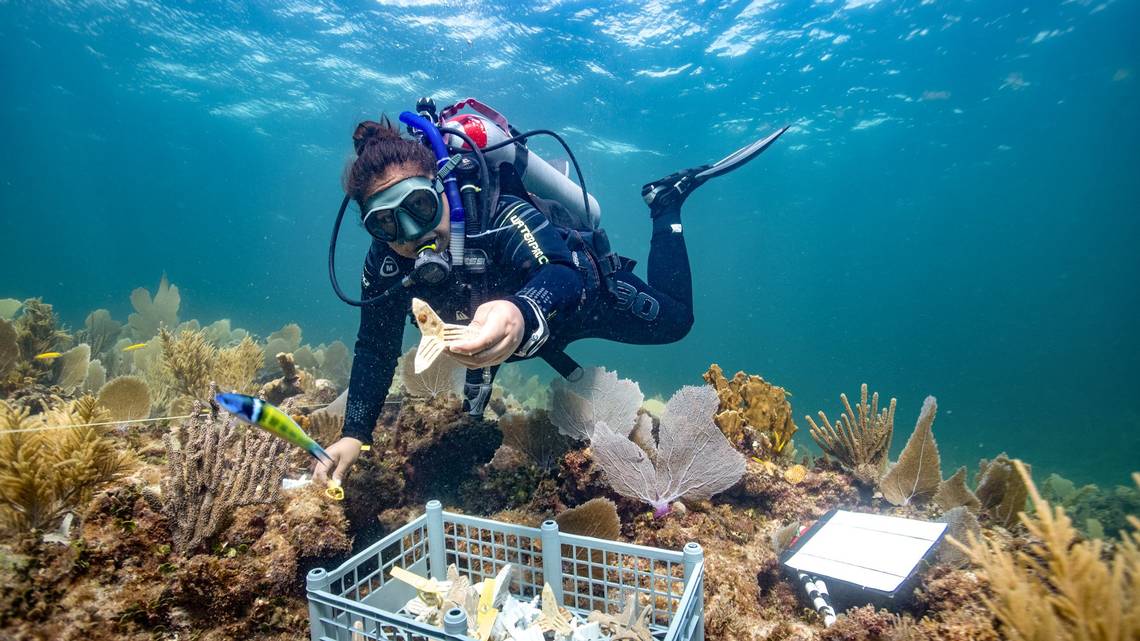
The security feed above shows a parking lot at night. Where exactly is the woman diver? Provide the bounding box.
[314,103,786,484]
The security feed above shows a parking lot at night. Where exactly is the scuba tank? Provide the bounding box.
[438,102,602,231]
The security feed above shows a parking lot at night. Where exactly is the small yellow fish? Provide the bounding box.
[34,352,62,360]
[122,342,148,352]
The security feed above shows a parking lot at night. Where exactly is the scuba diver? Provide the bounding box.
[314,98,786,484]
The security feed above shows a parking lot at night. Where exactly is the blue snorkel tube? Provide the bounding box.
[399,111,466,266]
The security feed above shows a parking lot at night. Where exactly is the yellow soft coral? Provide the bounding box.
[950,460,1140,641]
[703,364,797,459]
[0,397,133,534]
[160,328,218,401]
[214,336,264,394]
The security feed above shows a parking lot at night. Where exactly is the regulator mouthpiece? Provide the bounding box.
[412,243,450,286]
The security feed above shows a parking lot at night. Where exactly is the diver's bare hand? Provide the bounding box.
[313,437,363,484]
[448,300,525,368]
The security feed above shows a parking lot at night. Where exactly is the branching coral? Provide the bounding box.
[949,460,1140,641]
[159,328,218,401]
[0,397,133,534]
[162,395,290,553]
[703,364,798,459]
[302,411,344,447]
[807,383,896,485]
[127,275,180,340]
[214,336,264,394]
[13,298,71,382]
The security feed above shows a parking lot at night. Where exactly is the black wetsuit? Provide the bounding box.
[342,195,691,444]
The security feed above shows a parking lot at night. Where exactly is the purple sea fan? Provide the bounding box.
[590,385,746,517]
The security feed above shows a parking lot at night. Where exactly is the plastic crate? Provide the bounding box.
[307,500,705,641]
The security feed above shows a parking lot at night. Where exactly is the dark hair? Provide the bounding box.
[344,116,436,208]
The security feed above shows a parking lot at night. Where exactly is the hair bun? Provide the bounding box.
[352,117,400,155]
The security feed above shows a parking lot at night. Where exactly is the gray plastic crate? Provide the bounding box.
[307,500,705,641]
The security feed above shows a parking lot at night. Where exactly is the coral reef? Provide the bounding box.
[729,457,861,522]
[12,298,72,384]
[806,383,896,486]
[704,364,798,459]
[1041,471,1140,539]
[2,283,1134,641]
[258,352,313,405]
[949,461,1139,641]
[262,323,301,370]
[162,396,289,553]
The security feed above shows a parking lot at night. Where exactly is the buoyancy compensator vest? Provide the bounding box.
[437,99,631,296]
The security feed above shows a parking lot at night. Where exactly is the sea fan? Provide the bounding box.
[590,385,745,516]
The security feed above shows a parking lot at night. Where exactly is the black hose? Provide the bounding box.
[328,194,405,307]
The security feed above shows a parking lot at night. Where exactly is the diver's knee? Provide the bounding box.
[659,310,694,343]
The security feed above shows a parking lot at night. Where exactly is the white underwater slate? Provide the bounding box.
[783,510,946,593]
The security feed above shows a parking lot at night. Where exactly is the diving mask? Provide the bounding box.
[361,176,444,242]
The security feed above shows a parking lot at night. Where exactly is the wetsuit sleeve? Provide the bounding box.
[490,198,585,356]
[342,242,408,444]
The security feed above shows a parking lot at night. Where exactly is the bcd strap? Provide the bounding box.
[541,348,583,381]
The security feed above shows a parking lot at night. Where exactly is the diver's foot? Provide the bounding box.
[641,165,711,214]
[641,126,790,215]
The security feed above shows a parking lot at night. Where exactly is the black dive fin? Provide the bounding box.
[642,125,790,210]
[695,125,790,181]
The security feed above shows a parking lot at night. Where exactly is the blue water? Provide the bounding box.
[2,0,1137,487]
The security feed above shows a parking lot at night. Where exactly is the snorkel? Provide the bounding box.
[399,111,466,267]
